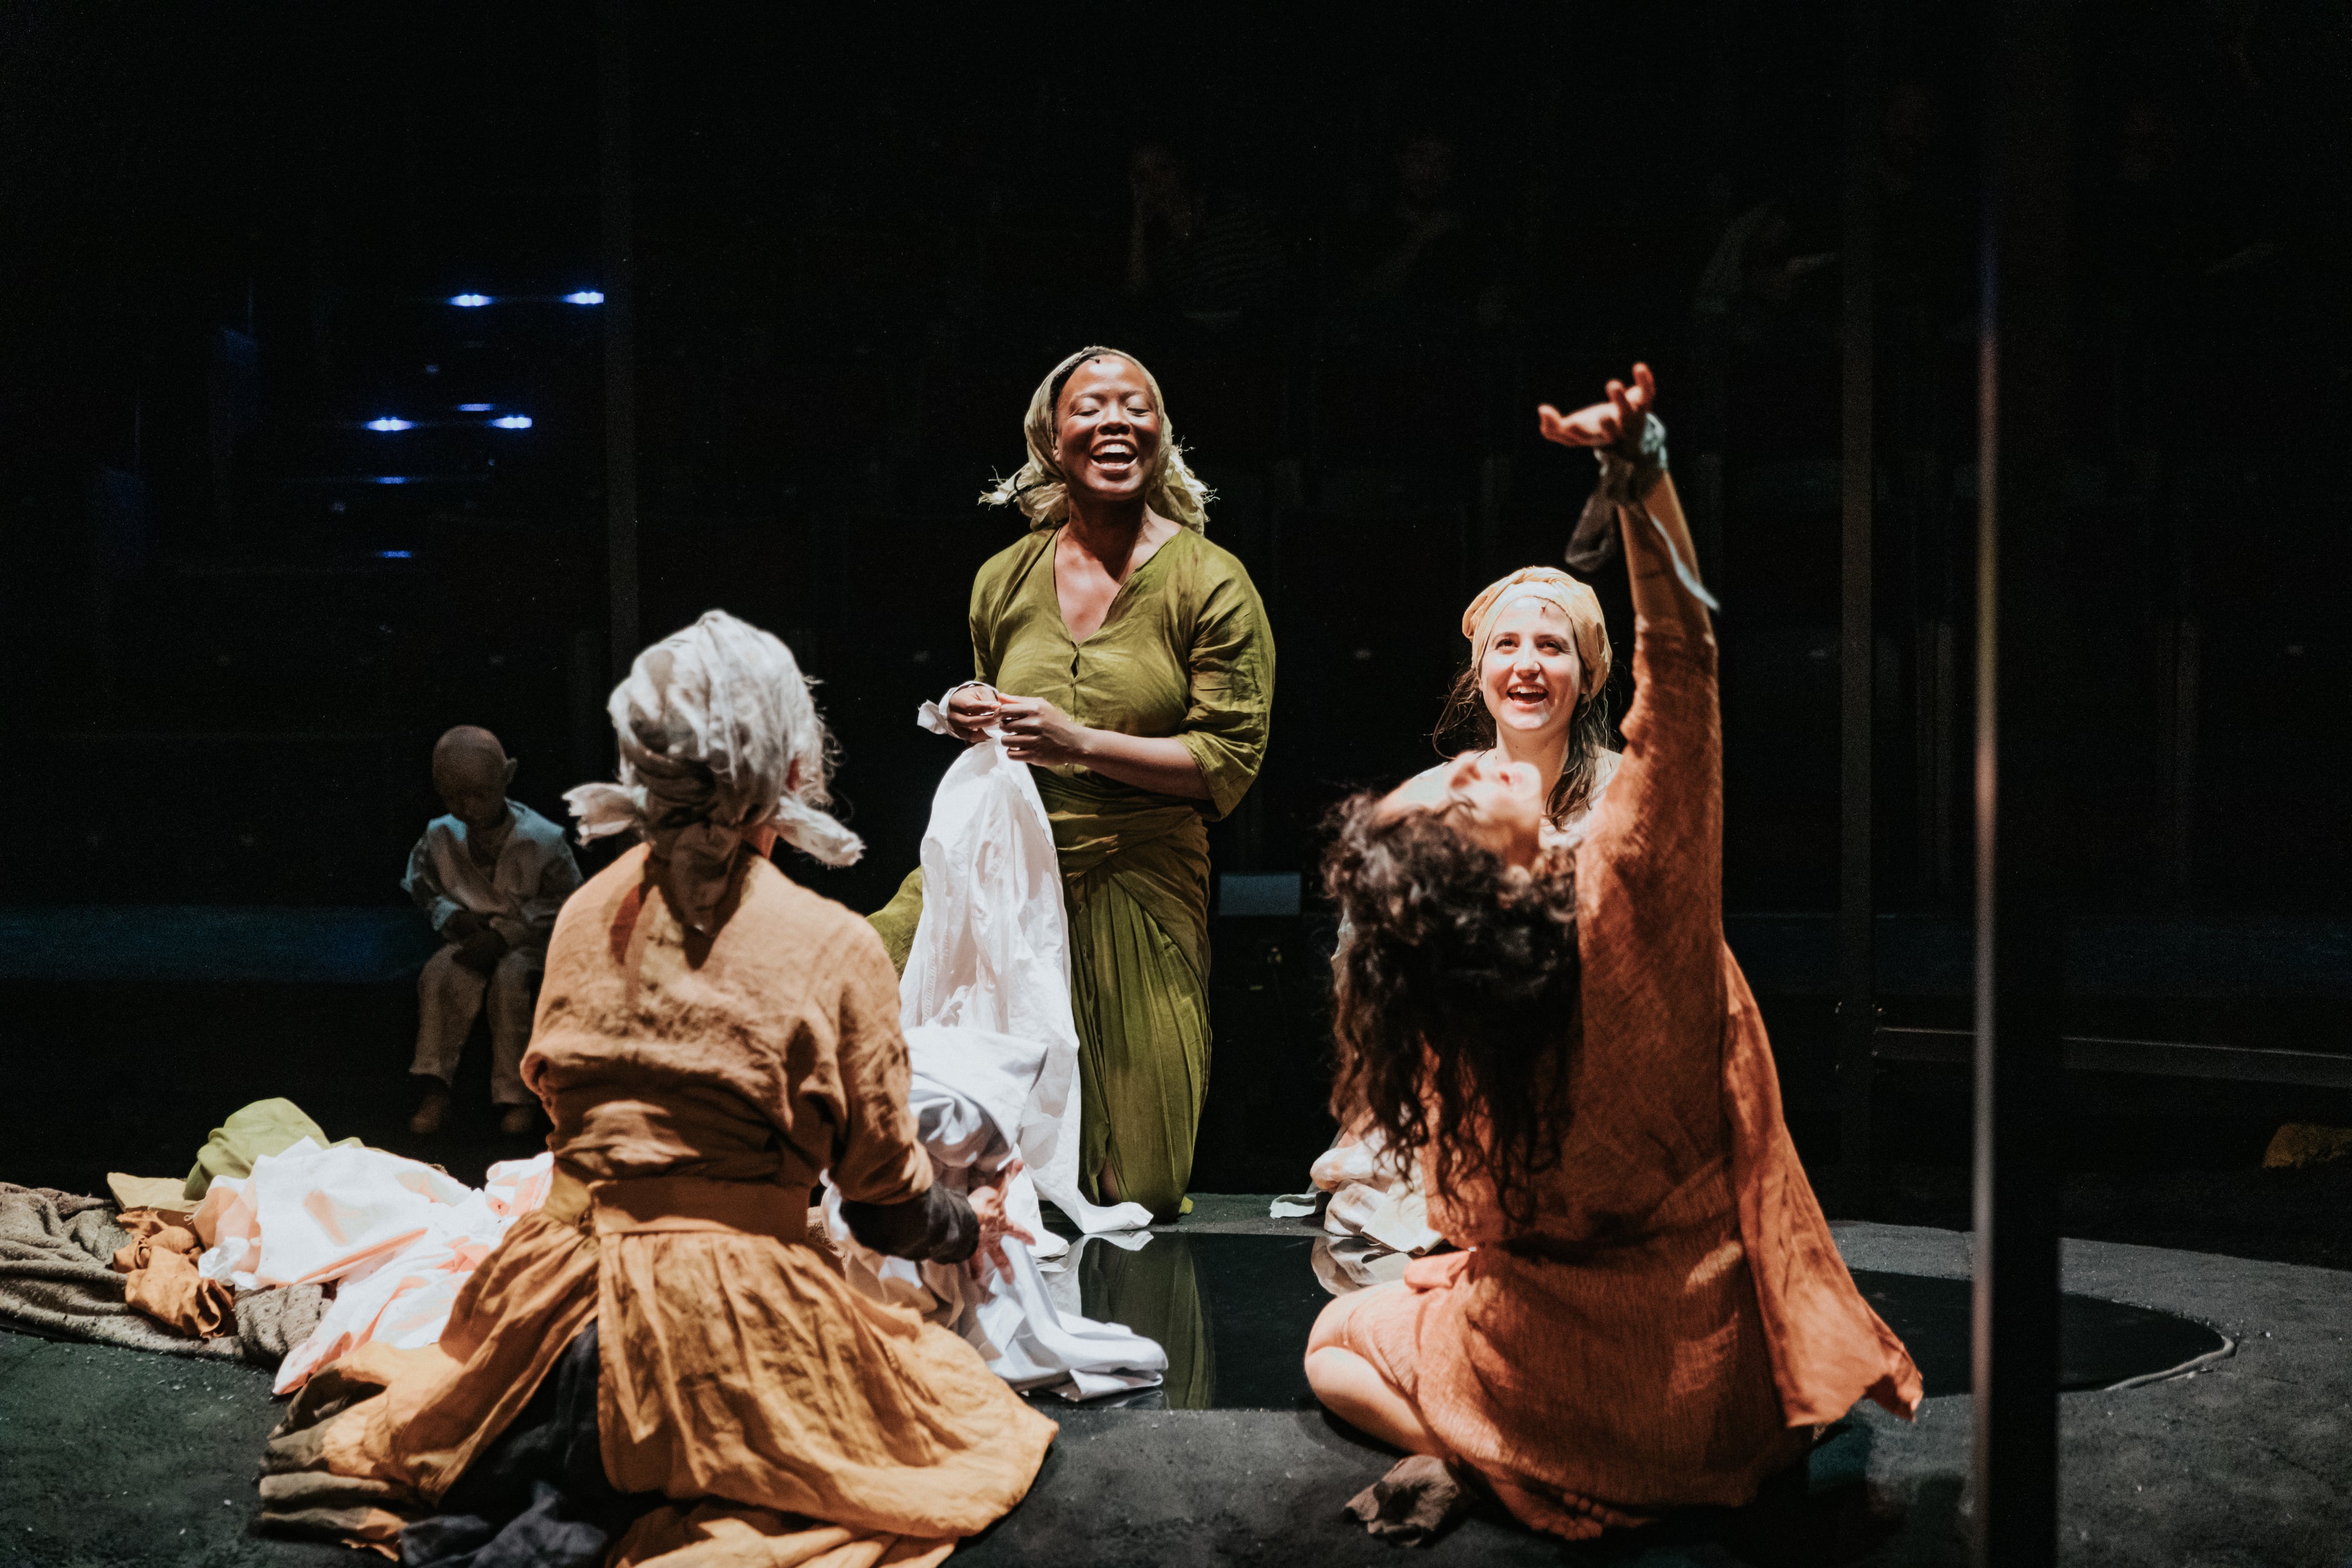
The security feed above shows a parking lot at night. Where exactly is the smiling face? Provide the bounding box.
[1479,598,1584,750]
[1380,748,1545,870]
[1052,355,1163,509]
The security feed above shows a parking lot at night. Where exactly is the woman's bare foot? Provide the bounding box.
[1344,1455,1478,1544]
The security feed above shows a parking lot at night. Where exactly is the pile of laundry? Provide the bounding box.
[0,1096,548,1392]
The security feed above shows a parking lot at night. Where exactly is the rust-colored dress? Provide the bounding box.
[1344,615,1921,1540]
[293,845,1057,1567]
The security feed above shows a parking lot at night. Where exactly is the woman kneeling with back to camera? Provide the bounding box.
[1304,366,1921,1543]
[255,611,1053,1568]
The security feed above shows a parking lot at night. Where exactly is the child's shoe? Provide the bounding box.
[408,1084,452,1136]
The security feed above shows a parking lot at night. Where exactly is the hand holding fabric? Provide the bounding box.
[965,1161,1039,1281]
[442,909,485,943]
[994,696,1093,768]
[942,683,1002,744]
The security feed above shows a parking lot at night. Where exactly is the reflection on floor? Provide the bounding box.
[1850,1269,2229,1394]
[1035,1234,1328,1411]
[1042,1234,2228,1412]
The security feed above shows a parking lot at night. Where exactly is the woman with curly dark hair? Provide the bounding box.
[1297,565,1623,1262]
[1304,366,1920,1545]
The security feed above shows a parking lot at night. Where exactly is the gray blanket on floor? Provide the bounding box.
[0,1183,324,1364]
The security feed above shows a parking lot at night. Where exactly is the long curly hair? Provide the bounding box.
[1322,794,1582,1228]
[1431,667,1615,823]
[978,345,1215,532]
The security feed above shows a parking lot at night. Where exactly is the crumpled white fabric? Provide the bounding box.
[820,714,1165,1400]
[824,1073,1164,1402]
[897,721,1154,1250]
[1306,1131,1446,1258]
[1312,1235,1414,1295]
[190,1139,553,1393]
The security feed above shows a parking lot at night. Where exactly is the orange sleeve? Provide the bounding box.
[1583,615,1723,926]
[821,922,935,1206]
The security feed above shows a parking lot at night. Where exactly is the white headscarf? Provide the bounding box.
[566,611,861,934]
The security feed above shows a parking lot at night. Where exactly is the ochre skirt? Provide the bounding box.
[306,1168,1056,1564]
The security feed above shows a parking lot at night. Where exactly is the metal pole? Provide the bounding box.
[1836,0,1880,1214]
[1972,1,2069,1560]
[599,0,641,681]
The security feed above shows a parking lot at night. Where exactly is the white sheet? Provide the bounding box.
[825,1075,1164,1402]
[829,722,1163,1400]
[1303,1130,1446,1258]
[897,729,1153,1248]
[191,1139,553,1393]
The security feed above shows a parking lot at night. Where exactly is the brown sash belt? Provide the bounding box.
[586,1170,807,1244]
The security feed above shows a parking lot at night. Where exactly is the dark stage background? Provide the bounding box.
[3,2,2348,1222]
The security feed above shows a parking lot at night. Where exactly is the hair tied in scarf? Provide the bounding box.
[566,611,860,934]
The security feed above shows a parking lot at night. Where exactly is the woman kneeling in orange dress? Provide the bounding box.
[1304,366,1920,1543]
[257,611,1055,1568]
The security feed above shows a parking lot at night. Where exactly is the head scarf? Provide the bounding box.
[1461,566,1613,702]
[566,611,861,935]
[978,345,1214,532]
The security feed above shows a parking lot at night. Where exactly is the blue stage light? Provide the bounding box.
[365,417,415,432]
[563,290,605,305]
[448,293,492,308]
[376,550,413,559]
[488,415,533,429]
[375,476,409,485]
[455,403,494,413]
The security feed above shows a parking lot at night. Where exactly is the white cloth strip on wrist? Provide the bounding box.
[917,681,1000,737]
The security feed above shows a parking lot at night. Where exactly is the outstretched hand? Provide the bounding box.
[1537,362,1658,451]
[966,1160,1037,1282]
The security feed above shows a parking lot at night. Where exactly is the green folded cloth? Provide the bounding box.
[183,1098,357,1201]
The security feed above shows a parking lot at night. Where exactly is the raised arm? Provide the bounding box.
[1621,468,1708,636]
[1537,364,1721,907]
[1537,363,1711,637]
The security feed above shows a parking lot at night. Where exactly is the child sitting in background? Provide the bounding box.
[402,726,581,1138]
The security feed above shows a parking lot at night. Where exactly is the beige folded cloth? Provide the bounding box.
[107,1173,197,1214]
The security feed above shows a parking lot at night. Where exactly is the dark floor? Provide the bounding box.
[1,967,2348,1564]
[2,1214,2343,1568]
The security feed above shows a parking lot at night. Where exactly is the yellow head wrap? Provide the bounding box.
[1460,567,1612,702]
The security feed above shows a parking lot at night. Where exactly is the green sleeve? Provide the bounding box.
[1176,559,1275,820]
[969,568,993,685]
[866,868,925,977]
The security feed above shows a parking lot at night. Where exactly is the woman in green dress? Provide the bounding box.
[871,346,1275,1222]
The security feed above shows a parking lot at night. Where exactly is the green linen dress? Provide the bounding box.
[870,524,1274,1220]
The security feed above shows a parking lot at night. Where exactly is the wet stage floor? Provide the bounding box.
[1040,1232,2229,1411]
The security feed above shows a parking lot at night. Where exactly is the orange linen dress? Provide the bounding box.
[306,844,1057,1567]
[1346,615,1922,1540]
